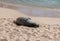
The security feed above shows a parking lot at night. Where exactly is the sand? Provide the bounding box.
[0,5,60,41]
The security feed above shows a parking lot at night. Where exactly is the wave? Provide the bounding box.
[1,0,60,8]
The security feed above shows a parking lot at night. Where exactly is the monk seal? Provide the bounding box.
[14,17,39,27]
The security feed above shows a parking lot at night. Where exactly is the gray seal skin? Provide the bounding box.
[14,17,39,27]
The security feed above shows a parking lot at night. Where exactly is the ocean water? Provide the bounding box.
[1,0,60,8]
[1,0,60,18]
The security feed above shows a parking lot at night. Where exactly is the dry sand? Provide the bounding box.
[0,7,60,41]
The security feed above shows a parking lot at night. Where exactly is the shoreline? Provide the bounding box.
[0,2,60,18]
[0,2,60,11]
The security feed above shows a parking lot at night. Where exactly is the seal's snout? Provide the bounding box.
[35,24,39,27]
[31,23,39,27]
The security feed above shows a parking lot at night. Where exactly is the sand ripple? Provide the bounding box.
[0,18,60,41]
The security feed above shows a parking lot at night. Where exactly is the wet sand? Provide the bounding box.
[0,2,60,18]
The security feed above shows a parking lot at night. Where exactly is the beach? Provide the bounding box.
[0,2,60,41]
